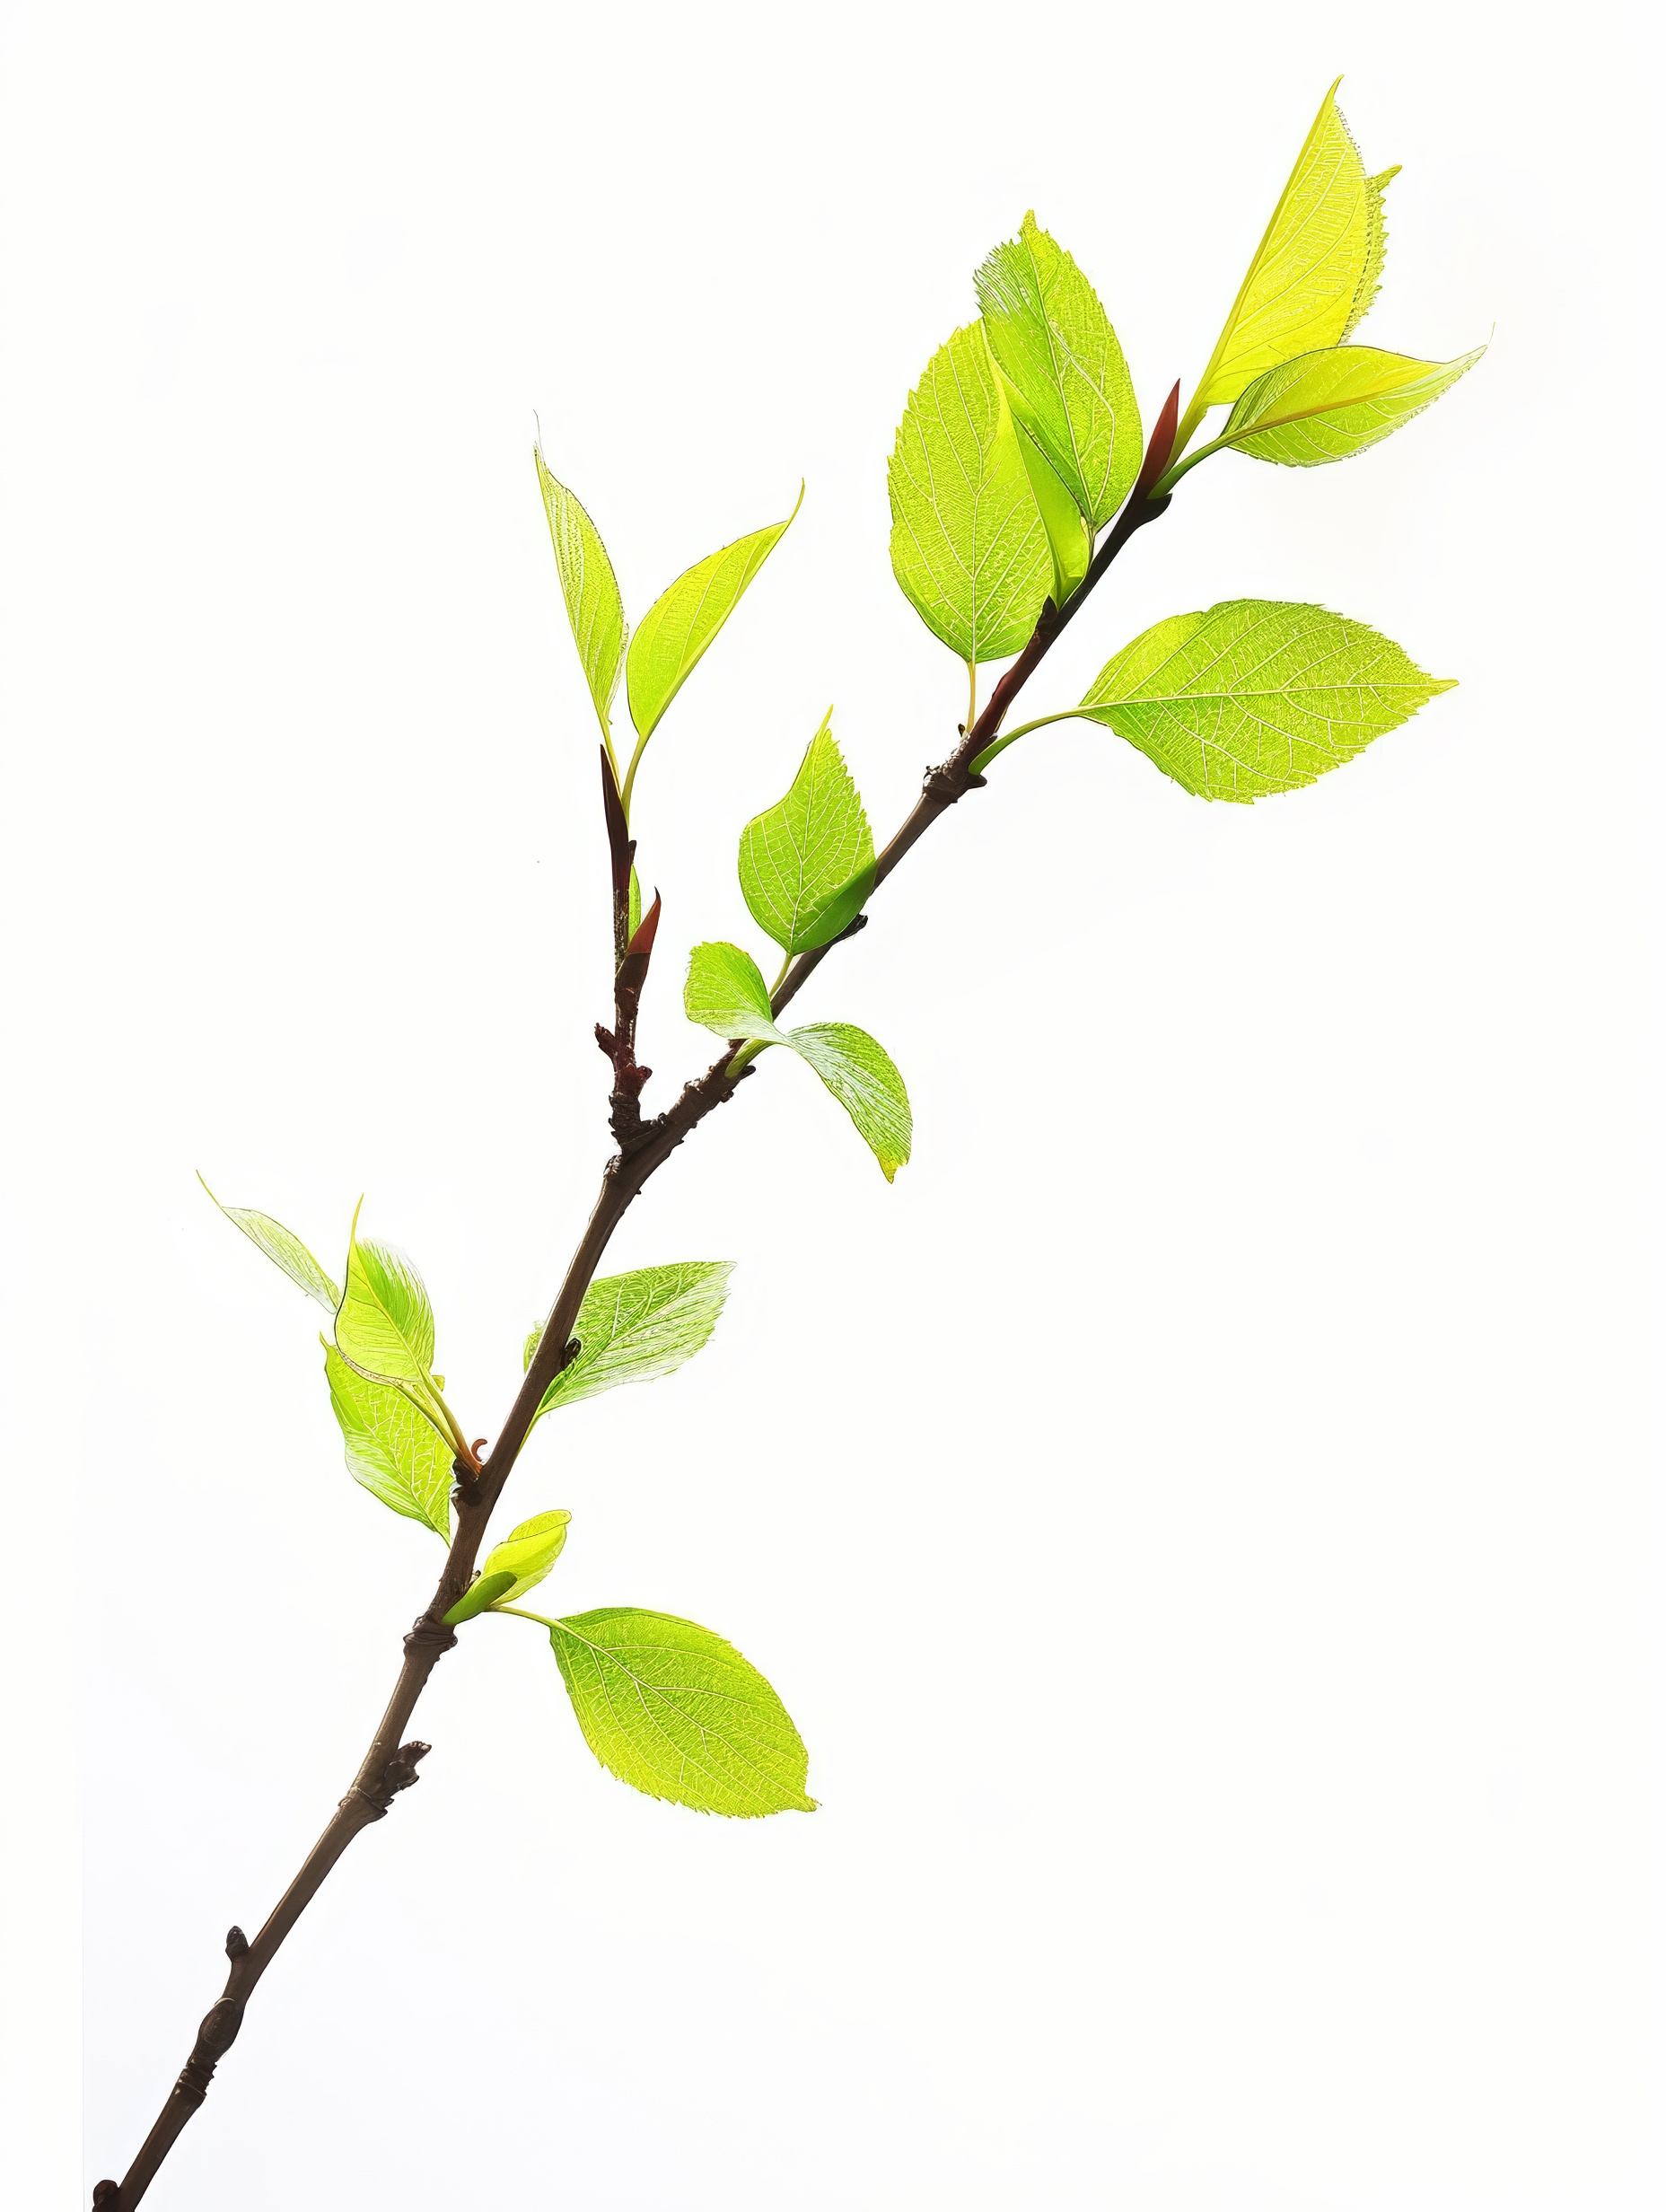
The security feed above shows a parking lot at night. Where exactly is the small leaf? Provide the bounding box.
[888,321,1051,663]
[535,449,628,737]
[324,1341,452,1540]
[738,710,875,953]
[1075,599,1455,803]
[1195,82,1391,410]
[1013,424,1092,610]
[1216,344,1485,468]
[785,1023,912,1183]
[684,949,910,1180]
[548,1607,816,1817]
[444,1569,517,1627]
[627,865,643,944]
[684,940,777,1040]
[479,1509,572,1603]
[334,1204,438,1389]
[976,212,1143,526]
[626,490,802,743]
[526,1262,733,1426]
[200,1177,338,1310]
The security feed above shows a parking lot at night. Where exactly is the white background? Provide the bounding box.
[3,2,1661,2206]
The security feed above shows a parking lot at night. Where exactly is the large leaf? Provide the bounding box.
[1193,82,1395,412]
[684,944,912,1181]
[334,1204,437,1389]
[1214,344,1485,468]
[887,320,1051,664]
[525,1262,733,1426]
[738,711,874,953]
[1074,600,1454,803]
[548,1607,815,1817]
[976,212,1142,527]
[535,448,627,738]
[626,490,802,742]
[323,1340,452,1540]
[200,1177,338,1310]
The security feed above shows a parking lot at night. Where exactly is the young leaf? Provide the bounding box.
[1191,82,1393,417]
[1013,425,1092,610]
[334,1205,438,1389]
[525,1262,733,1426]
[627,864,643,944]
[975,212,1142,526]
[1075,600,1455,803]
[683,939,777,1040]
[548,1607,816,1817]
[535,448,627,741]
[684,946,911,1181]
[738,710,875,953]
[199,1177,339,1310]
[625,489,802,744]
[478,1510,572,1602]
[1213,344,1485,469]
[322,1341,452,1540]
[888,320,1051,664]
[782,1023,911,1184]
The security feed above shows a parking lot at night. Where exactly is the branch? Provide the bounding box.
[96,401,1177,2208]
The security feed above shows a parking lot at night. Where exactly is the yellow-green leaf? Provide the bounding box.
[683,944,910,1180]
[480,1510,571,1603]
[1193,82,1394,416]
[200,1177,339,1310]
[525,1262,733,1427]
[738,710,875,953]
[625,491,802,744]
[549,1607,816,1817]
[535,448,627,740]
[887,321,1051,664]
[334,1204,437,1390]
[323,1340,452,1540]
[1076,599,1454,803]
[1013,424,1092,609]
[1215,344,1485,468]
[976,212,1142,526]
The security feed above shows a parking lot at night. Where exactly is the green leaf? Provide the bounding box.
[1013,424,1092,610]
[625,489,802,744]
[887,320,1051,664]
[548,1607,816,1817]
[781,1023,911,1183]
[322,1340,452,1540]
[1195,82,1393,411]
[199,1176,338,1310]
[738,710,875,953]
[684,945,911,1180]
[525,1262,733,1425]
[444,1570,517,1627]
[975,211,1142,527]
[1214,344,1485,468]
[481,1509,571,1602]
[535,448,627,740]
[334,1203,438,1389]
[1074,600,1455,803]
[627,865,643,944]
[683,939,776,1040]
